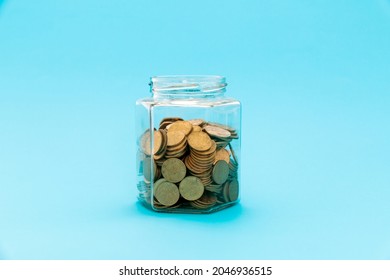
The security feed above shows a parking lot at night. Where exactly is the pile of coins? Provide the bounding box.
[137,117,239,212]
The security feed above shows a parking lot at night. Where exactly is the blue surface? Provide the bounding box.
[1,0,390,259]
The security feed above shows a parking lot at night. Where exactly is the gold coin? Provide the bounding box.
[154,181,180,206]
[189,157,214,168]
[159,117,184,129]
[166,141,188,157]
[190,147,215,159]
[179,176,204,201]
[165,149,187,159]
[161,158,187,183]
[188,162,213,172]
[166,137,187,152]
[185,157,211,173]
[141,129,163,156]
[214,148,230,164]
[190,150,216,160]
[184,157,204,173]
[153,151,166,160]
[192,125,202,132]
[153,129,167,159]
[187,131,212,152]
[157,129,167,154]
[203,125,231,139]
[212,160,229,185]
[187,119,205,126]
[167,120,193,136]
[167,130,186,147]
[190,140,216,156]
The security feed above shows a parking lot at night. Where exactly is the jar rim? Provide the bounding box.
[150,75,227,95]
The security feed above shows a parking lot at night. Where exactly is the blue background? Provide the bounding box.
[1,0,389,259]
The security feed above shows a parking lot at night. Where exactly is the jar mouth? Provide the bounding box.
[150,75,227,95]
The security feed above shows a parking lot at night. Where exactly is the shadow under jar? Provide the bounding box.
[136,75,241,213]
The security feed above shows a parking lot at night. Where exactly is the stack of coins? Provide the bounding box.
[190,191,217,209]
[138,118,240,212]
[165,130,187,159]
[153,129,167,163]
[186,131,216,186]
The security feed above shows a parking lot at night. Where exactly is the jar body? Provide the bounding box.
[136,76,241,213]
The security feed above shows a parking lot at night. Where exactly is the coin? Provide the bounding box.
[187,119,205,126]
[167,120,193,136]
[166,138,187,152]
[159,117,184,129]
[203,125,231,139]
[160,117,183,125]
[192,125,202,132]
[185,156,212,172]
[154,181,180,206]
[187,131,212,151]
[153,129,167,160]
[214,148,230,164]
[179,176,204,201]
[143,157,157,183]
[165,150,187,159]
[207,122,236,132]
[190,192,217,209]
[167,130,186,147]
[140,129,163,156]
[166,137,188,158]
[222,180,230,202]
[191,140,216,156]
[161,158,187,183]
[228,179,239,201]
[189,156,214,167]
[212,160,229,185]
[228,158,238,179]
[153,178,166,191]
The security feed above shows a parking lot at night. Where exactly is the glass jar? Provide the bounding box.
[136,75,241,213]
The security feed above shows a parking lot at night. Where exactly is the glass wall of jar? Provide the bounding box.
[136,75,241,213]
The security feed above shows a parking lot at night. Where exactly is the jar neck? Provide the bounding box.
[150,75,227,98]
